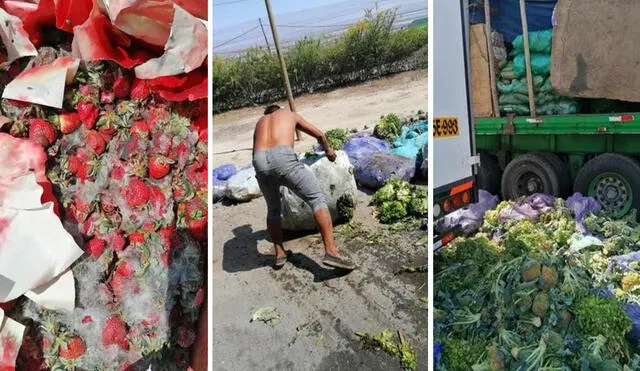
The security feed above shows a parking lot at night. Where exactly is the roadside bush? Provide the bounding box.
[213,8,428,113]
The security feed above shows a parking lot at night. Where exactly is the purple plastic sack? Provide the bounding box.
[213,164,237,183]
[500,193,555,221]
[436,190,499,234]
[566,192,602,233]
[356,152,415,190]
[625,303,640,345]
[606,251,640,274]
[342,134,390,170]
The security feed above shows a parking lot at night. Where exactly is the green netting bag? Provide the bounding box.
[535,92,561,105]
[500,104,530,116]
[500,61,517,81]
[513,53,551,78]
[537,101,580,115]
[511,30,553,54]
[539,77,554,93]
[499,93,530,105]
[497,76,545,95]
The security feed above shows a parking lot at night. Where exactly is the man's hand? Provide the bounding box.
[326,148,337,162]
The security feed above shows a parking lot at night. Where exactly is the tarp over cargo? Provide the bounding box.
[469,0,556,43]
[551,0,640,102]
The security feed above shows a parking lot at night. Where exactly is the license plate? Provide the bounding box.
[433,117,460,138]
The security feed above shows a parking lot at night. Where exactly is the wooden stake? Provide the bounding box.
[264,0,301,141]
[484,0,499,117]
[519,0,536,117]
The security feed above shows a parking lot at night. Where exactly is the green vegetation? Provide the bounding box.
[372,180,428,224]
[213,8,427,113]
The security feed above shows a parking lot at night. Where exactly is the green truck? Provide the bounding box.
[475,113,640,218]
[474,3,640,218]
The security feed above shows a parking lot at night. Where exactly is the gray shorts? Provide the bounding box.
[252,146,327,220]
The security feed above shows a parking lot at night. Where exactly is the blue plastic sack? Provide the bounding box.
[390,144,421,160]
[356,152,416,189]
[213,164,237,183]
[434,343,443,366]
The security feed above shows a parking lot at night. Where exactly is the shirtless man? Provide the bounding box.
[252,104,356,270]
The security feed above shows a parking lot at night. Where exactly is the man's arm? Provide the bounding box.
[294,113,331,151]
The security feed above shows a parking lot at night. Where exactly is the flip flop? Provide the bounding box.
[323,253,356,270]
[275,253,288,267]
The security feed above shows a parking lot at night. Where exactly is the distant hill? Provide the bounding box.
[213,0,427,56]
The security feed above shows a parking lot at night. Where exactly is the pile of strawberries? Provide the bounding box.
[2,53,207,369]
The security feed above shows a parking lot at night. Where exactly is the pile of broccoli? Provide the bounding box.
[371,180,428,224]
[373,113,404,142]
[435,198,640,370]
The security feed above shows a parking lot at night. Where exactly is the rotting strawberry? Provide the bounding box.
[108,232,126,251]
[58,335,86,359]
[130,79,149,100]
[81,316,93,324]
[176,326,195,348]
[149,155,171,179]
[101,91,115,104]
[128,231,146,246]
[85,238,106,258]
[63,155,81,174]
[130,119,149,138]
[77,101,99,129]
[58,112,82,134]
[28,119,56,147]
[86,130,106,154]
[113,77,131,99]
[102,316,129,350]
[122,177,149,208]
[188,216,207,242]
[100,194,116,213]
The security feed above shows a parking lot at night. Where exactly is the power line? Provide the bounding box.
[213,25,260,49]
[278,23,355,28]
[213,0,255,7]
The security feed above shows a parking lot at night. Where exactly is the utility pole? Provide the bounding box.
[258,18,272,53]
[264,0,301,141]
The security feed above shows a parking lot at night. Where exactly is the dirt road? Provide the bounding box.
[212,69,428,167]
[213,70,428,370]
[213,192,427,371]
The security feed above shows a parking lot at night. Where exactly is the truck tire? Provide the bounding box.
[574,153,640,218]
[477,152,501,195]
[501,153,561,200]
[534,152,571,197]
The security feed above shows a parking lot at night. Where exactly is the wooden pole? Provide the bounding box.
[258,18,271,53]
[264,0,301,141]
[519,0,536,117]
[484,0,499,117]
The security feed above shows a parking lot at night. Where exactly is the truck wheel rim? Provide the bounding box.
[516,172,544,196]
[588,172,633,217]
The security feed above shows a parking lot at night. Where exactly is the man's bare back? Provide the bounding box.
[252,105,336,160]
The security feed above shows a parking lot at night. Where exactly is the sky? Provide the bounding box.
[213,0,427,56]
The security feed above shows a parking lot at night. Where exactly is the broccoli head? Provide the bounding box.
[408,195,428,217]
[521,259,541,282]
[541,266,559,290]
[621,272,640,292]
[532,292,550,317]
[373,113,403,142]
[379,201,407,224]
[372,182,396,205]
[576,296,631,339]
[324,128,348,150]
[442,338,486,371]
